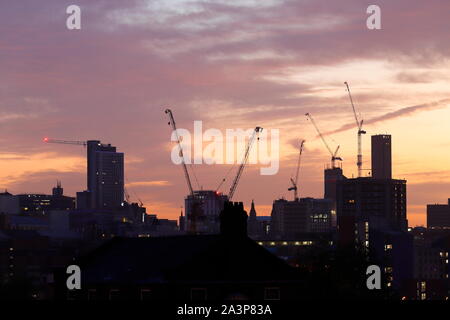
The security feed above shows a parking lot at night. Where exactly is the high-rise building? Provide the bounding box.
[324,167,345,227]
[371,134,392,179]
[336,177,407,247]
[427,199,450,229]
[87,140,124,209]
[324,167,345,202]
[184,190,228,234]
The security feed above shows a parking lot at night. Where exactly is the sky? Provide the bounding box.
[1,0,450,226]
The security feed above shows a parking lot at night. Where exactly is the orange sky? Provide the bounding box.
[1,0,450,227]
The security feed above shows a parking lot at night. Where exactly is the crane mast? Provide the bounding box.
[228,127,262,200]
[305,113,342,168]
[344,82,366,178]
[288,140,305,201]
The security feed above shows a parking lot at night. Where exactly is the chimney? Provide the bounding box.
[220,201,248,238]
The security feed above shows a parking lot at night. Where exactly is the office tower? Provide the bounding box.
[336,177,407,247]
[371,134,392,179]
[87,140,124,209]
[427,199,450,229]
[184,190,228,234]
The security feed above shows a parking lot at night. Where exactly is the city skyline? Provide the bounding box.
[2,0,450,226]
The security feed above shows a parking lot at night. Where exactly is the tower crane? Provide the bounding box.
[228,127,262,200]
[288,140,305,201]
[165,108,203,234]
[43,137,87,146]
[344,81,366,178]
[305,113,342,168]
[165,109,194,196]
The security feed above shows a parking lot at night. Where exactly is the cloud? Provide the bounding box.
[126,180,171,187]
[322,99,450,136]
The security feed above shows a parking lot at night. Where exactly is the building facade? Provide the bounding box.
[427,199,450,229]
[270,198,333,239]
[87,140,124,209]
[184,190,228,234]
[371,134,392,179]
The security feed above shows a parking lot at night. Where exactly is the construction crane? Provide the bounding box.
[165,108,203,234]
[305,113,342,168]
[288,140,305,201]
[344,82,366,178]
[165,109,194,196]
[43,137,86,146]
[228,127,262,200]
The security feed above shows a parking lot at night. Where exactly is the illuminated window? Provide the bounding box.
[420,281,426,291]
[421,293,426,300]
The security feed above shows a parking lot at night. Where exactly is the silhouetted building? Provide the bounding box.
[247,200,258,237]
[324,167,345,227]
[401,228,450,300]
[17,183,75,214]
[371,135,392,179]
[337,178,407,247]
[76,191,91,210]
[0,190,19,214]
[52,181,63,197]
[55,200,300,301]
[369,229,414,290]
[324,167,345,201]
[427,199,450,229]
[270,198,333,239]
[184,190,228,234]
[87,140,124,209]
